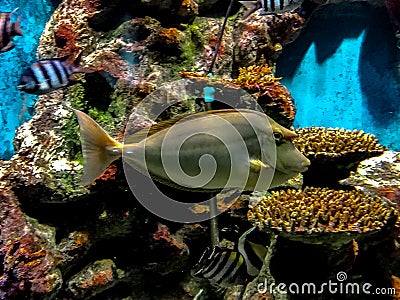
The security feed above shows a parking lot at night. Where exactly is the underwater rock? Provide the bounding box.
[57,231,91,273]
[340,151,400,206]
[39,0,98,57]
[233,11,305,69]
[1,92,88,203]
[0,189,62,299]
[293,127,386,186]
[145,223,190,276]
[64,259,120,299]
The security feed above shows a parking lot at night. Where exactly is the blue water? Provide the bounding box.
[277,2,400,151]
[0,1,54,159]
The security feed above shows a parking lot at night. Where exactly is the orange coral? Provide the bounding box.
[233,64,296,122]
[159,28,182,45]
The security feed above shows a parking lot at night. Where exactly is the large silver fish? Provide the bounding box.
[72,108,310,190]
[239,0,303,17]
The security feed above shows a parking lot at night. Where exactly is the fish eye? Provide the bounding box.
[273,132,284,143]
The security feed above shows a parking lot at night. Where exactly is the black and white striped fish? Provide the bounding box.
[0,8,22,53]
[239,0,303,17]
[18,54,92,95]
[191,227,267,288]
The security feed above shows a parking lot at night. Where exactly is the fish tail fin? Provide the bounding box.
[72,51,96,73]
[62,52,95,74]
[13,16,22,36]
[72,108,123,185]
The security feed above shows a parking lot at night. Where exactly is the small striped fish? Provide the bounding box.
[18,54,91,95]
[0,8,22,53]
[192,227,267,287]
[240,0,303,17]
[192,246,247,287]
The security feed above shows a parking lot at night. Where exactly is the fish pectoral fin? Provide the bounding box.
[249,159,270,172]
[1,42,15,53]
[247,241,268,262]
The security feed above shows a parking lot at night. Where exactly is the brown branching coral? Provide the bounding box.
[294,127,386,157]
[248,187,398,237]
[293,127,387,186]
[233,65,296,126]
[233,65,281,90]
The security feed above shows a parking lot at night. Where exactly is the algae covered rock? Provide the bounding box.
[340,151,400,205]
[64,259,121,299]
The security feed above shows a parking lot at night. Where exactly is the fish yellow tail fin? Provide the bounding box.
[72,108,123,185]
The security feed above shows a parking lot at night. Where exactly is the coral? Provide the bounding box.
[148,27,185,54]
[233,64,296,126]
[177,0,199,17]
[233,11,305,70]
[248,187,398,238]
[293,127,387,186]
[57,231,91,273]
[54,22,81,56]
[266,12,305,46]
[233,65,282,90]
[159,27,183,45]
[294,127,386,157]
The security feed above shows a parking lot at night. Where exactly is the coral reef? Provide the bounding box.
[248,187,397,239]
[293,127,386,186]
[1,0,398,299]
[244,186,399,299]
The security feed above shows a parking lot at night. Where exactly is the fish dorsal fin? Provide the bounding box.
[237,226,261,277]
[124,112,196,144]
[125,109,263,144]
